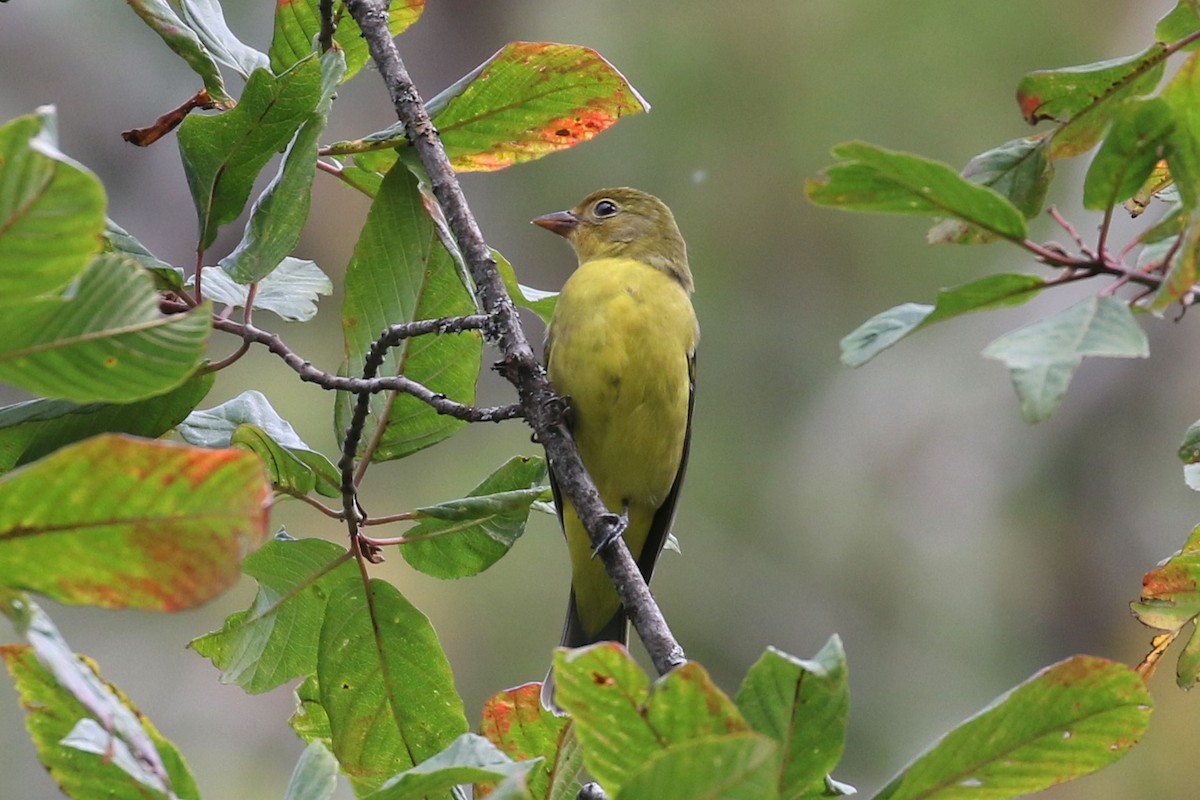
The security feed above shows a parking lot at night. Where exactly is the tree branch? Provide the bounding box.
[209,314,522,423]
[343,0,685,676]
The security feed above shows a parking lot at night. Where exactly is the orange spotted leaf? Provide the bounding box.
[0,434,270,611]
[478,682,576,798]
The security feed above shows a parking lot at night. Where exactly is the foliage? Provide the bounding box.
[0,0,1191,798]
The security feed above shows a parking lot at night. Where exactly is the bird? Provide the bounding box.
[533,187,698,709]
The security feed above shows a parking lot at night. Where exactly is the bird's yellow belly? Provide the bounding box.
[548,262,694,512]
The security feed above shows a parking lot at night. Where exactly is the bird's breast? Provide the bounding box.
[547,257,697,510]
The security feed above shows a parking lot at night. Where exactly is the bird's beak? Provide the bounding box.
[532,210,578,238]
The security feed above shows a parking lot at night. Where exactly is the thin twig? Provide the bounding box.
[207,314,522,423]
[343,0,686,676]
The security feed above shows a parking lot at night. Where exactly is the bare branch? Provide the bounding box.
[208,314,522,423]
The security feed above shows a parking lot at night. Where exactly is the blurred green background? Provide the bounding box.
[2,1,1196,797]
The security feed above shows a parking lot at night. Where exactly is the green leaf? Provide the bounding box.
[315,577,469,795]
[1163,51,1200,207]
[367,733,539,800]
[201,258,333,322]
[1125,159,1175,217]
[102,219,182,290]
[840,274,1046,367]
[806,142,1027,242]
[291,673,332,749]
[927,135,1053,244]
[479,682,580,800]
[269,0,423,81]
[0,371,214,474]
[231,424,320,495]
[0,434,270,609]
[1150,213,1200,312]
[839,303,932,368]
[126,0,234,106]
[177,57,323,250]
[190,537,357,694]
[179,390,339,497]
[178,0,271,78]
[402,456,548,579]
[1016,45,1169,158]
[284,741,339,800]
[0,112,107,304]
[1176,622,1200,689]
[735,638,848,800]
[220,50,346,283]
[1083,98,1174,210]
[1,614,199,800]
[618,733,780,800]
[1179,417,1200,466]
[496,250,558,325]
[982,296,1149,422]
[554,646,752,795]
[337,163,482,462]
[0,254,211,404]
[874,656,1151,800]
[1157,1,1200,48]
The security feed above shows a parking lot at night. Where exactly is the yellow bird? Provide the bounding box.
[534,188,698,699]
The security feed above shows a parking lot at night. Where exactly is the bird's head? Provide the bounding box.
[533,187,692,292]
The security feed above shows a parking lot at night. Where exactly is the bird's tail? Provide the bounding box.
[540,588,629,711]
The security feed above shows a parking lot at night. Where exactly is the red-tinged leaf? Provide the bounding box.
[319,42,649,175]
[431,42,648,172]
[479,683,579,800]
[875,656,1152,800]
[0,592,199,799]
[554,646,754,795]
[1018,45,1168,158]
[270,0,423,81]
[1017,45,1167,122]
[1,641,199,800]
[0,434,270,610]
[1131,523,1200,633]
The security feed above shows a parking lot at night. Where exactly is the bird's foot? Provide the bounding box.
[591,505,629,557]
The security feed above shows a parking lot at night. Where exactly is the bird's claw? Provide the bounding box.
[591,507,628,557]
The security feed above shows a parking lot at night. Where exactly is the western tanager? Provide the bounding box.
[534,187,698,699]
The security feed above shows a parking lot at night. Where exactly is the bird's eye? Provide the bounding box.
[593,199,620,218]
